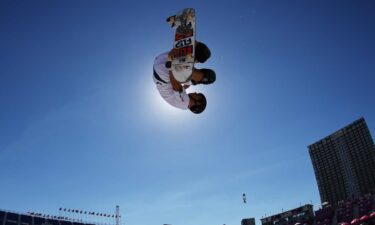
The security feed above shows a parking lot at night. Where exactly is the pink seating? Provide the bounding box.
[360,215,370,222]
[350,218,360,225]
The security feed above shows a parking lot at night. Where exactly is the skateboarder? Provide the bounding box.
[153,42,216,114]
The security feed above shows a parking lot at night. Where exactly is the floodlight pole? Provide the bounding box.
[116,206,120,225]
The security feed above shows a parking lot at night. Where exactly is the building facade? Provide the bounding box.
[260,204,314,225]
[309,118,375,205]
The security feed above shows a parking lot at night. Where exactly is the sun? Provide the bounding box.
[134,63,193,127]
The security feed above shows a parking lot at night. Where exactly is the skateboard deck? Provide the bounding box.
[166,8,196,83]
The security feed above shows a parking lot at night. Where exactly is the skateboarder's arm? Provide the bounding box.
[169,71,183,93]
[166,48,181,91]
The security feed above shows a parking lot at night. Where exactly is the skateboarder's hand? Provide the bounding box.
[168,48,179,58]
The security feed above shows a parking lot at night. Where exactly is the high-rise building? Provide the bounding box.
[242,218,255,225]
[308,117,375,205]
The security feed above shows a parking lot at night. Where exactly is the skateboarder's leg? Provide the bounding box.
[195,42,211,63]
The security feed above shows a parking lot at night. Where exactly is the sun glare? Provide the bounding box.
[135,63,192,127]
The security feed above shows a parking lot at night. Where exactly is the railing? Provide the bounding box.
[0,209,118,225]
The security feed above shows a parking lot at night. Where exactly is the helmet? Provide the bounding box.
[188,93,207,114]
[195,42,211,63]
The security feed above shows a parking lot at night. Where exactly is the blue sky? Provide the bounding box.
[0,1,374,225]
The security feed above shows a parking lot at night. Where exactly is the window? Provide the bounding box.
[20,215,32,225]
[34,217,46,225]
[5,213,19,225]
[0,211,6,225]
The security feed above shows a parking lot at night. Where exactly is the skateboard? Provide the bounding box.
[166,8,196,83]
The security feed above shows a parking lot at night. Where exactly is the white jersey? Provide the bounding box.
[153,52,190,110]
